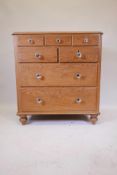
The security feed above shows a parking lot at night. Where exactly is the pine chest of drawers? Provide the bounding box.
[13,32,102,125]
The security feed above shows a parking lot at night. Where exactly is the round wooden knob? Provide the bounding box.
[75,98,82,104]
[83,38,89,43]
[76,50,82,58]
[28,38,34,44]
[35,73,42,80]
[75,72,81,79]
[35,52,42,59]
[36,98,43,104]
[56,38,61,44]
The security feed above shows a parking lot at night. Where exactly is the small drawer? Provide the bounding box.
[16,47,57,62]
[19,87,97,112]
[45,35,72,45]
[59,46,99,62]
[16,35,44,46]
[18,63,98,87]
[73,34,100,46]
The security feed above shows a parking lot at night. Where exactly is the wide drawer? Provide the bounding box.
[16,47,57,62]
[59,46,99,62]
[18,63,98,86]
[15,35,44,46]
[19,87,97,112]
[45,35,72,45]
[73,34,100,46]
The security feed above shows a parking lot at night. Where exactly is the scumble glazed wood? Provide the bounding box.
[13,32,102,125]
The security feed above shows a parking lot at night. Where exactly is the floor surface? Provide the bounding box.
[0,105,117,175]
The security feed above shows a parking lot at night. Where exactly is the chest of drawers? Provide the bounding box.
[13,32,102,125]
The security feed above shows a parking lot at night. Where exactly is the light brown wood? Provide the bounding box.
[19,87,97,112]
[13,32,102,125]
[45,35,72,45]
[73,34,100,46]
[17,111,99,115]
[18,63,98,86]
[16,47,57,62]
[12,32,103,35]
[59,46,99,62]
[15,35,44,46]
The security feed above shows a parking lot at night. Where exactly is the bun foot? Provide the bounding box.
[90,114,99,124]
[19,115,27,125]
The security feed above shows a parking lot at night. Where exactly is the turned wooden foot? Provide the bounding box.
[90,114,99,124]
[19,115,28,125]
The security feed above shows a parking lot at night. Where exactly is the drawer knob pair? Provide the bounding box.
[35,72,81,79]
[36,97,82,104]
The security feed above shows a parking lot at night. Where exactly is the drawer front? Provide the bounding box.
[59,46,99,62]
[19,87,97,112]
[16,35,44,46]
[18,63,98,86]
[16,47,57,62]
[45,35,72,45]
[73,34,100,46]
